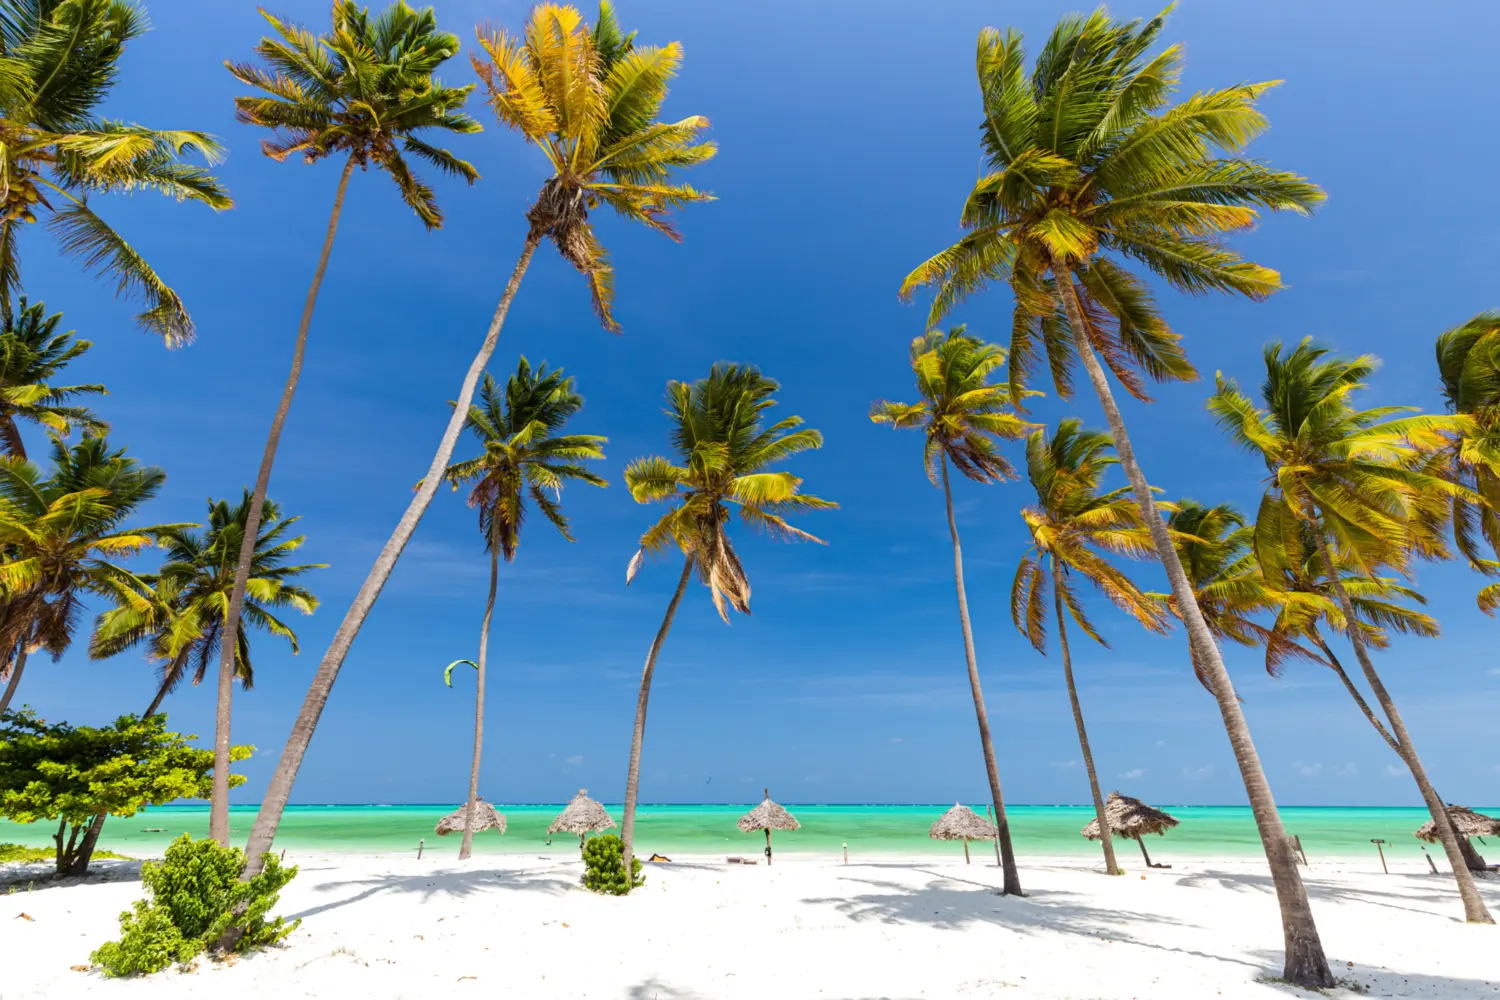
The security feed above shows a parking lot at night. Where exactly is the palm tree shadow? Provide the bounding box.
[285,865,575,922]
[622,980,921,1000]
[1245,951,1500,998]
[1174,868,1500,919]
[0,857,143,892]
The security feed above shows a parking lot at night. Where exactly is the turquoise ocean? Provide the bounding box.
[5,804,1487,862]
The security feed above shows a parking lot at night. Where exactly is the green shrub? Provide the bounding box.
[91,835,300,977]
[0,843,128,864]
[581,834,644,895]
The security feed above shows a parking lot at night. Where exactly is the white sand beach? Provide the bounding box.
[4,852,1497,999]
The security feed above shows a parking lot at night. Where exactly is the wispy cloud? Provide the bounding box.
[1154,739,1167,748]
[1293,760,1323,778]
[1051,760,1080,769]
[1384,764,1405,777]
[563,755,584,767]
[1181,765,1213,780]
[1118,768,1146,780]
[1335,763,1358,777]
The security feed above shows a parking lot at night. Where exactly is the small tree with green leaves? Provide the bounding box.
[0,710,249,875]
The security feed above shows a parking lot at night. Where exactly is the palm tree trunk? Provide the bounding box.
[0,646,28,716]
[1052,559,1119,875]
[941,457,1022,895]
[1307,629,1399,753]
[208,153,359,848]
[236,231,543,885]
[1310,525,1493,922]
[459,547,499,861]
[1052,262,1332,987]
[0,414,27,460]
[621,554,695,881]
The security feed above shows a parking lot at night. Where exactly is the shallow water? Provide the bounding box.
[4,803,1480,864]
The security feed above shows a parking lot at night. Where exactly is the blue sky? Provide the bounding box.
[12,0,1500,808]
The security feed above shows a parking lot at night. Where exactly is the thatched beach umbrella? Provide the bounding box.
[435,798,506,838]
[928,803,996,864]
[1082,792,1178,868]
[1415,805,1499,869]
[737,788,799,866]
[548,789,616,852]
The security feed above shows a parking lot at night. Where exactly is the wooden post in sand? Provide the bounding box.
[987,804,1001,866]
[417,838,424,860]
[842,842,848,865]
[1371,839,1388,874]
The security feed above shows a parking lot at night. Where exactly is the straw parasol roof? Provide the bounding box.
[435,799,506,836]
[738,791,800,833]
[1082,792,1179,841]
[547,789,616,836]
[928,803,996,842]
[1415,805,1500,843]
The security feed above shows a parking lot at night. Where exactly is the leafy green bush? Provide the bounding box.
[91,835,299,977]
[0,843,127,863]
[582,834,644,895]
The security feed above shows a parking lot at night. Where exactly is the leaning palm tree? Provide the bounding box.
[212,0,480,847]
[0,436,175,717]
[1010,418,1168,876]
[621,363,832,880]
[1433,311,1500,611]
[0,297,107,459]
[1210,338,1492,924]
[0,0,231,341]
[90,491,322,720]
[440,358,607,860]
[239,0,715,880]
[898,9,1333,982]
[872,327,1033,895]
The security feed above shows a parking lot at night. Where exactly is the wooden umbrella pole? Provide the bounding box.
[963,840,970,864]
[988,804,1002,866]
[765,827,772,866]
[1138,836,1151,868]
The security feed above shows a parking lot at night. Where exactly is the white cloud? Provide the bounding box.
[563,755,584,766]
[1335,763,1359,777]
[1383,764,1405,778]
[1051,760,1080,769]
[1181,765,1214,780]
[1118,768,1146,780]
[1488,668,1500,676]
[1155,740,1167,748]
[887,737,905,744]
[1293,761,1323,778]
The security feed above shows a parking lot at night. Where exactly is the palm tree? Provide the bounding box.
[212,0,480,848]
[1010,418,1167,876]
[441,359,607,860]
[1209,338,1493,924]
[239,1,715,879]
[1433,311,1500,611]
[0,0,231,341]
[0,436,174,716]
[897,10,1333,981]
[872,327,1033,895]
[90,491,323,720]
[622,363,832,878]
[0,297,106,459]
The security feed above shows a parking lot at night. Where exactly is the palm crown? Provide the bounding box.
[871,326,1035,484]
[0,435,176,660]
[624,363,833,621]
[1433,311,1500,607]
[90,491,322,697]
[1209,339,1467,578]
[227,0,481,228]
[472,1,715,329]
[442,358,609,561]
[900,6,1323,405]
[0,297,106,459]
[0,0,232,343]
[1011,418,1165,651]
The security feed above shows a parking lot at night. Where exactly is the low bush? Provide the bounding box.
[91,835,299,977]
[0,843,128,864]
[581,834,644,895]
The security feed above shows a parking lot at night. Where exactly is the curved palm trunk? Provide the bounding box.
[942,459,1022,895]
[209,154,359,847]
[237,232,543,883]
[0,414,26,460]
[459,548,499,861]
[0,647,27,717]
[1310,527,1493,922]
[1053,263,1332,987]
[1052,560,1119,875]
[620,554,695,880]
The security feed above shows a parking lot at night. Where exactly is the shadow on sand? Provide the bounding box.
[285,864,576,922]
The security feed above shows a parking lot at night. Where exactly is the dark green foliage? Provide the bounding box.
[91,835,299,977]
[582,834,643,895]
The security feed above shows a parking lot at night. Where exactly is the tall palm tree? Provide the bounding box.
[441,359,606,859]
[0,0,231,341]
[1209,338,1492,923]
[1432,311,1500,611]
[90,491,322,720]
[872,327,1033,895]
[622,363,832,878]
[897,10,1333,981]
[213,0,480,847]
[240,1,715,879]
[1010,418,1167,876]
[0,436,174,716]
[0,297,106,459]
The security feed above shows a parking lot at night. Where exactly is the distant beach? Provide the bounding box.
[5,803,1481,863]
